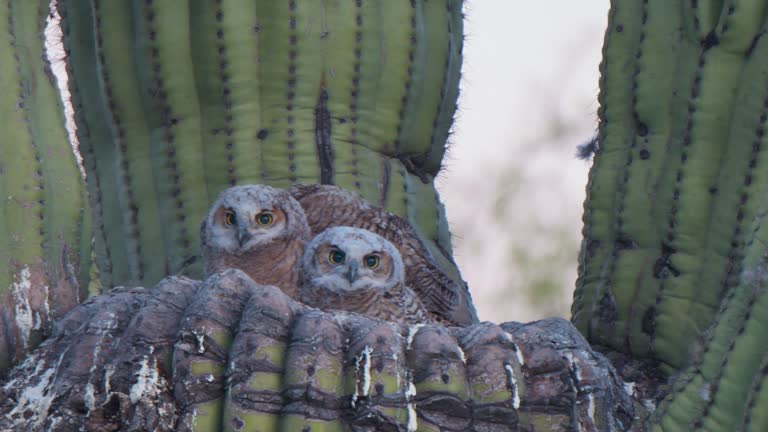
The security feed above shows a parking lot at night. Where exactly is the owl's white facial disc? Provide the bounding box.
[302,226,405,293]
[202,184,309,254]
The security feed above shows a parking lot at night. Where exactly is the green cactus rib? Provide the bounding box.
[426,0,462,175]
[134,0,209,277]
[59,0,122,287]
[573,0,644,345]
[0,0,91,375]
[60,1,464,289]
[91,0,171,285]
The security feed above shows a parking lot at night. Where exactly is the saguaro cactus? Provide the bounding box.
[0,0,91,377]
[58,0,465,294]
[573,0,768,430]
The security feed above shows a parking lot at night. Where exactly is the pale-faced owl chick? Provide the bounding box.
[201,184,310,297]
[289,183,477,326]
[299,226,433,325]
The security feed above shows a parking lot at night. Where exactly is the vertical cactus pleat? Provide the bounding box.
[59,0,466,295]
[574,0,768,377]
[0,0,91,376]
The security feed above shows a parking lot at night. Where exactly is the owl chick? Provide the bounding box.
[200,184,310,297]
[299,226,433,325]
[290,184,477,326]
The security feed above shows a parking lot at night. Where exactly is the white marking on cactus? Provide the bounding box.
[38,282,50,330]
[504,363,520,409]
[361,345,372,397]
[12,267,34,349]
[564,352,596,430]
[350,345,374,407]
[84,329,109,413]
[6,349,67,427]
[623,381,636,398]
[405,380,418,431]
[642,398,657,413]
[456,345,467,363]
[129,351,162,404]
[104,364,115,395]
[84,383,96,413]
[406,324,426,351]
[194,327,206,353]
[698,382,711,401]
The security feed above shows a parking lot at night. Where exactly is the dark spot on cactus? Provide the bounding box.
[231,416,244,429]
[641,307,656,335]
[709,186,718,194]
[701,31,719,50]
[338,117,347,124]
[747,33,763,57]
[253,24,261,33]
[640,149,650,160]
[302,427,310,432]
[615,24,623,33]
[586,239,600,258]
[598,291,617,322]
[654,243,679,278]
[307,365,315,376]
[615,234,636,250]
[637,122,648,137]
[745,175,753,186]
[441,373,450,384]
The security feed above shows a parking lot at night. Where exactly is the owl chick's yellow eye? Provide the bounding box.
[328,249,345,264]
[256,212,274,226]
[224,210,236,226]
[364,254,380,269]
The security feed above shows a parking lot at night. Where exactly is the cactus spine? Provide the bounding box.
[59,0,466,292]
[0,0,91,376]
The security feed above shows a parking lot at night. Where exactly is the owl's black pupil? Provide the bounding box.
[366,256,378,268]
[331,251,344,263]
[259,214,271,224]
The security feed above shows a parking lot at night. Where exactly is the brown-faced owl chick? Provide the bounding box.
[289,184,477,326]
[299,226,434,325]
[201,184,310,297]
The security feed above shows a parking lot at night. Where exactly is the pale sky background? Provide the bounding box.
[440,1,610,322]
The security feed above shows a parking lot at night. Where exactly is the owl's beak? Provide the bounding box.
[237,225,253,246]
[345,262,359,283]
